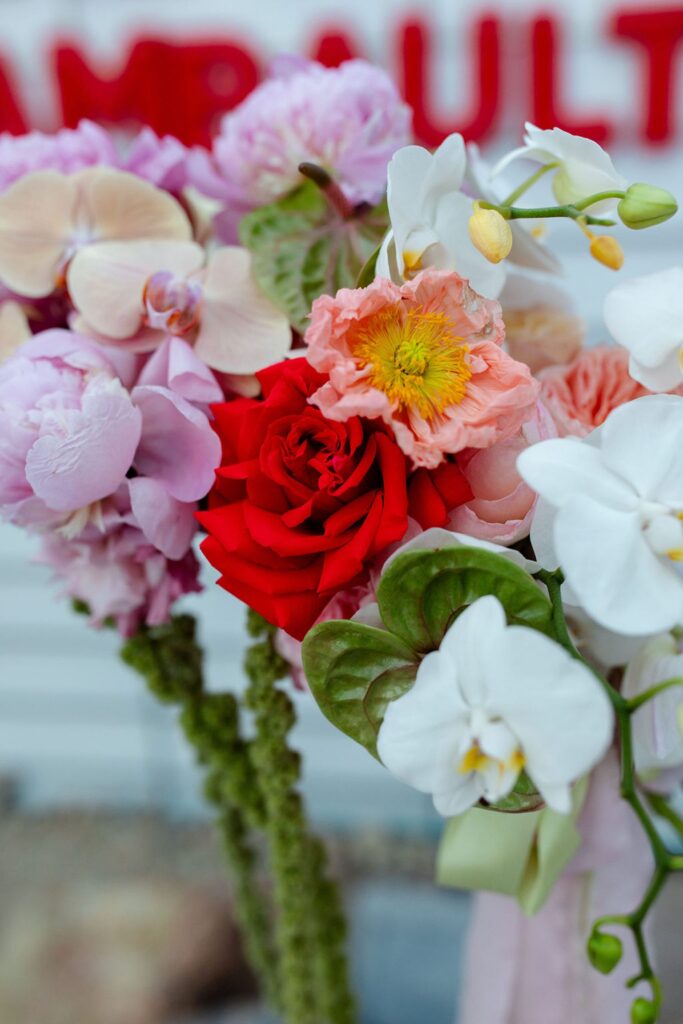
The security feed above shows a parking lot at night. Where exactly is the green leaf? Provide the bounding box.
[490,771,545,813]
[301,621,418,757]
[355,241,382,287]
[239,182,388,334]
[377,546,555,653]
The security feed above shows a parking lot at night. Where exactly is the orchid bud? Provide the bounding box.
[587,929,623,974]
[618,183,678,230]
[468,203,513,264]
[631,997,657,1024]
[589,235,624,271]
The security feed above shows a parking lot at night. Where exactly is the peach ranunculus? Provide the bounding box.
[0,168,191,298]
[538,345,653,438]
[448,401,557,545]
[67,241,291,375]
[304,270,540,469]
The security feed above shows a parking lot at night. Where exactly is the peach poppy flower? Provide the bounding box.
[305,269,539,468]
[67,240,291,375]
[0,167,191,298]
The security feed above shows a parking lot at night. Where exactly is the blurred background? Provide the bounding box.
[1,1,683,1022]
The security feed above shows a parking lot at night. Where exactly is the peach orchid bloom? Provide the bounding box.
[0,168,191,298]
[67,240,292,375]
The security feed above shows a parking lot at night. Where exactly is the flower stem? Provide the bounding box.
[500,161,558,206]
[478,199,616,227]
[627,676,683,712]
[536,572,683,1019]
[299,161,355,220]
[573,189,626,211]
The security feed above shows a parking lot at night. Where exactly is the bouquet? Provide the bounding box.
[1,55,683,1024]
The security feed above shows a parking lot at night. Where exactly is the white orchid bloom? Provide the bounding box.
[377,595,613,816]
[623,635,683,786]
[518,395,683,636]
[376,134,506,297]
[604,267,683,392]
[495,123,627,212]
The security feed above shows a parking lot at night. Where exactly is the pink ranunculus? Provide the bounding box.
[37,485,202,636]
[448,402,557,545]
[305,269,539,469]
[188,58,412,238]
[538,345,652,437]
[0,330,141,527]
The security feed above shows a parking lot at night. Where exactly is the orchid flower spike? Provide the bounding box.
[0,168,191,298]
[494,124,627,213]
[518,394,683,636]
[377,595,613,815]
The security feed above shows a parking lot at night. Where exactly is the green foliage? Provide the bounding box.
[240,182,388,333]
[377,547,555,653]
[302,622,418,758]
[491,771,544,813]
[302,546,555,756]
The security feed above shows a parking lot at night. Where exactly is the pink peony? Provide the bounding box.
[538,345,654,437]
[0,330,221,530]
[305,270,539,469]
[0,120,189,193]
[188,58,412,237]
[0,330,141,527]
[37,485,202,636]
[448,402,557,545]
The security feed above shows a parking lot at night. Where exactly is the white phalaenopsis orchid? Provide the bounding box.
[377,595,613,816]
[518,395,683,636]
[623,635,683,787]
[376,134,506,297]
[604,267,683,392]
[494,123,627,212]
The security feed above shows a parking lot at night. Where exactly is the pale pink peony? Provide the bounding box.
[0,330,221,530]
[0,330,141,527]
[538,345,653,437]
[448,402,557,545]
[188,58,412,238]
[37,484,202,636]
[0,121,189,193]
[305,269,539,469]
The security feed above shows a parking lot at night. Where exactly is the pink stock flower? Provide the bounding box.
[538,345,654,437]
[448,401,557,545]
[37,485,202,636]
[188,58,412,238]
[305,269,539,469]
[0,120,189,193]
[0,330,141,527]
[67,241,291,375]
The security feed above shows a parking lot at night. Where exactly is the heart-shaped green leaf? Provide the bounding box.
[239,182,389,334]
[489,771,545,813]
[301,621,418,758]
[377,546,554,653]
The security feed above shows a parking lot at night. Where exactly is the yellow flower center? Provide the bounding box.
[351,308,472,420]
[457,741,525,777]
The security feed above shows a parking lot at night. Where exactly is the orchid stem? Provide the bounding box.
[478,199,616,227]
[536,570,683,1021]
[500,161,558,206]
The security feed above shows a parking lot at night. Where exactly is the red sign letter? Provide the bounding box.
[55,38,261,146]
[531,16,612,144]
[398,16,500,146]
[612,7,683,143]
[310,29,361,67]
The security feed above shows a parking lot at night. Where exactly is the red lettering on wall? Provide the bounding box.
[612,7,683,143]
[398,16,500,146]
[310,29,362,66]
[55,38,260,146]
[0,58,27,134]
[531,16,612,144]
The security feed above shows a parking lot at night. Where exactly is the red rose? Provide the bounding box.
[199,358,411,639]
